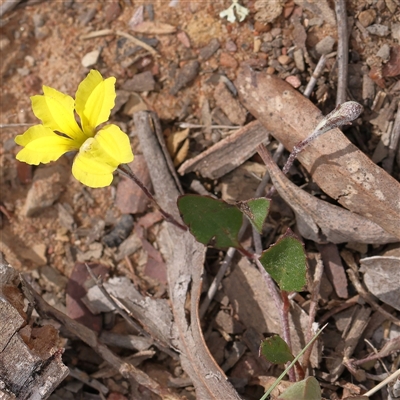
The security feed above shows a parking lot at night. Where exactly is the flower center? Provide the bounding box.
[80,137,95,153]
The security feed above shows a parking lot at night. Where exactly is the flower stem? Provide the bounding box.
[118,164,187,231]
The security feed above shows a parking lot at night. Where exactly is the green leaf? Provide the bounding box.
[258,229,306,292]
[236,198,270,234]
[177,194,244,250]
[260,335,294,364]
[278,377,321,400]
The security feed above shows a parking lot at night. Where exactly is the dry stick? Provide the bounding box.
[382,101,400,174]
[85,265,179,361]
[198,143,286,319]
[20,275,181,400]
[347,269,400,327]
[318,295,360,325]
[303,54,327,99]
[334,0,349,105]
[302,254,324,370]
[118,164,187,231]
[363,368,400,398]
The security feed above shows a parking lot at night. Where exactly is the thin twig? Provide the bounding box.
[303,55,327,98]
[118,164,187,231]
[334,0,349,105]
[302,254,324,369]
[363,368,400,398]
[85,265,179,360]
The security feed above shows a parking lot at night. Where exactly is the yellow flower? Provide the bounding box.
[15,70,134,188]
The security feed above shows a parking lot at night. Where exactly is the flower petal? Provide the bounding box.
[75,70,116,136]
[15,125,77,165]
[31,86,87,143]
[71,124,133,187]
[72,149,116,188]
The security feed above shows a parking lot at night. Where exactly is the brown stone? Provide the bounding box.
[277,54,292,65]
[219,52,238,69]
[358,9,376,27]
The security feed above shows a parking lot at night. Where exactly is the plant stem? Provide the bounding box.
[118,164,187,231]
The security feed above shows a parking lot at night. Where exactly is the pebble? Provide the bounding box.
[32,13,45,28]
[254,21,271,33]
[270,27,281,37]
[78,8,97,25]
[315,36,335,55]
[169,60,200,95]
[25,55,35,67]
[263,32,273,42]
[177,31,191,48]
[392,23,400,42]
[285,75,301,88]
[293,48,305,71]
[17,67,30,76]
[254,38,262,53]
[277,54,292,65]
[199,38,220,61]
[266,66,275,74]
[81,49,101,67]
[105,1,122,23]
[358,9,376,27]
[367,24,390,37]
[122,71,156,92]
[225,39,237,52]
[219,52,238,69]
[22,163,69,217]
[376,43,390,62]
[308,17,323,27]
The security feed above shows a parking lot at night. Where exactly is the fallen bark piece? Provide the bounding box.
[178,120,269,179]
[360,256,400,311]
[0,256,68,399]
[236,66,400,239]
[258,146,398,244]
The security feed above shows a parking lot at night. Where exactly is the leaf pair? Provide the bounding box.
[177,194,306,292]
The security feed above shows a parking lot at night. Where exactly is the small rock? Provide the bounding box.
[169,60,199,95]
[81,49,101,67]
[25,55,35,67]
[225,39,237,52]
[40,265,68,291]
[376,43,390,62]
[358,9,376,27]
[199,38,220,61]
[103,214,134,248]
[277,54,292,65]
[177,31,191,48]
[115,233,142,261]
[315,36,335,55]
[105,1,122,23]
[122,71,156,92]
[115,155,152,214]
[22,163,69,217]
[382,45,400,78]
[263,32,273,42]
[254,21,271,33]
[270,27,282,37]
[31,244,47,266]
[271,38,282,48]
[285,75,301,88]
[366,24,390,37]
[293,48,305,71]
[266,66,275,74]
[219,52,238,69]
[308,17,323,27]
[77,242,103,262]
[253,38,262,53]
[392,23,400,42]
[214,82,247,126]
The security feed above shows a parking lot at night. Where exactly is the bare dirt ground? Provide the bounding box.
[1,0,400,399]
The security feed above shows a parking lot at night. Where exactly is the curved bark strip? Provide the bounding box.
[235,66,400,239]
[134,111,242,400]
